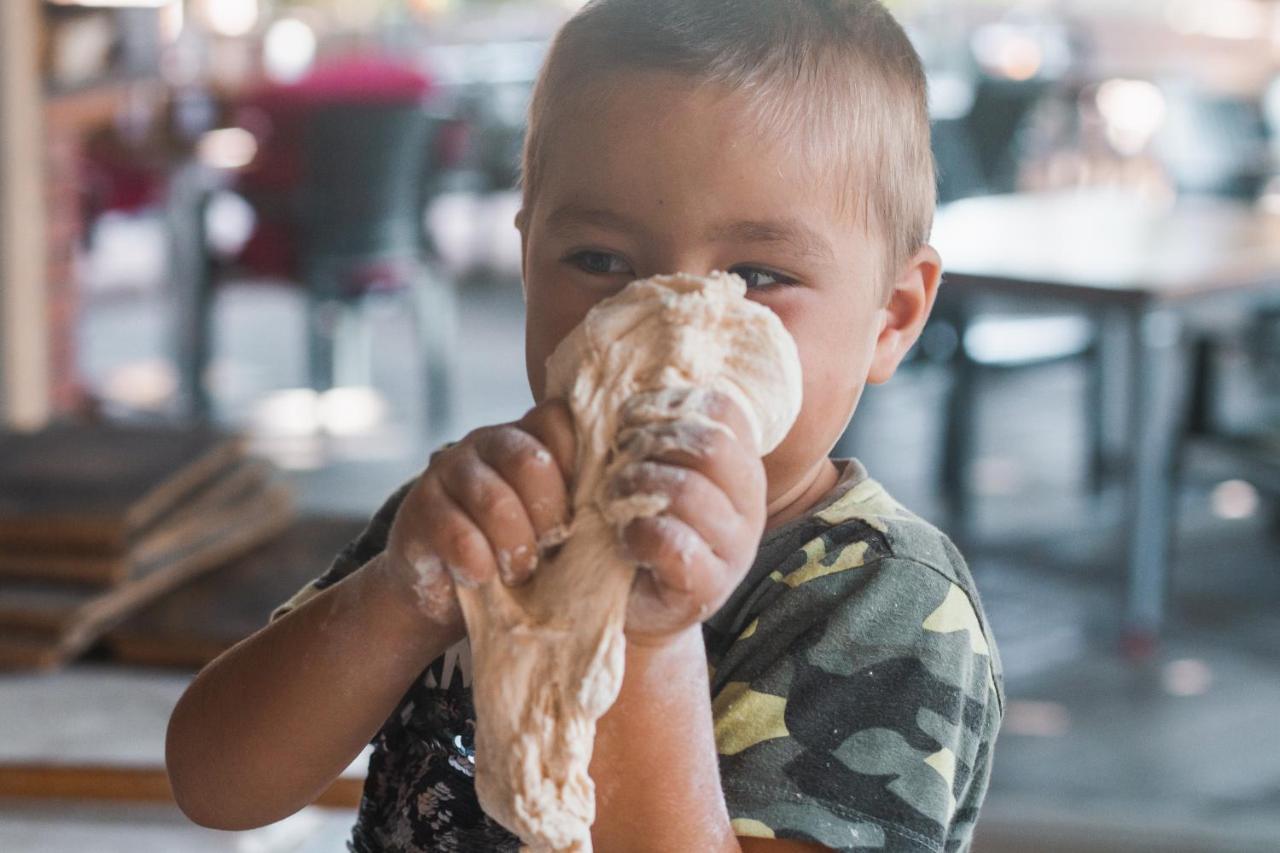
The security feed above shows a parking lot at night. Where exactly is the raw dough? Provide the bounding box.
[456,272,802,852]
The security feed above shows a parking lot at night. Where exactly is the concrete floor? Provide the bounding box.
[6,210,1279,851]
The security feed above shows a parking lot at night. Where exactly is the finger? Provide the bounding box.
[516,399,577,483]
[473,425,570,545]
[436,444,540,585]
[619,389,760,456]
[419,469,500,589]
[616,418,766,523]
[621,514,728,603]
[697,389,761,457]
[622,516,730,631]
[627,569,702,637]
[609,461,758,572]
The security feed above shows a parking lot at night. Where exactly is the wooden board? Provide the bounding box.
[0,422,242,555]
[108,516,367,669]
[0,484,294,671]
[0,459,270,585]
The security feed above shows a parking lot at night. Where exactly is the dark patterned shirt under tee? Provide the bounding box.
[271,460,1004,852]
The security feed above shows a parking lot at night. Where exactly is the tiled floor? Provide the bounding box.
[7,209,1279,851]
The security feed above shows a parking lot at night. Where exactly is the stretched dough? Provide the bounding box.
[456,272,802,852]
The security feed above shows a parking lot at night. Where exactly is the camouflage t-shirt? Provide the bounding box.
[272,460,1003,852]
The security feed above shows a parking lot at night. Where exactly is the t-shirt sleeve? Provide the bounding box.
[268,480,415,623]
[711,547,1002,853]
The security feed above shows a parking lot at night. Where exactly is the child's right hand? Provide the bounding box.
[382,400,577,643]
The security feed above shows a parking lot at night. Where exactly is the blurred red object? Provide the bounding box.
[264,56,436,105]
[84,134,169,215]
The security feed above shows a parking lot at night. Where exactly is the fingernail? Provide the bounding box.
[496,546,537,585]
[514,544,535,569]
[538,523,571,551]
[518,545,539,580]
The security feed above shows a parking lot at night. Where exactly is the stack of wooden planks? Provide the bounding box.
[0,423,293,670]
[107,516,367,668]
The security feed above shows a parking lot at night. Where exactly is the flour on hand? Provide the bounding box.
[456,272,803,852]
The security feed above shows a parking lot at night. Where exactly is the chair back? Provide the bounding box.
[963,77,1051,193]
[298,102,437,261]
[1155,91,1273,200]
[933,117,988,204]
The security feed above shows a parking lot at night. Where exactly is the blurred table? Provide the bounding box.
[932,189,1280,646]
[0,664,363,848]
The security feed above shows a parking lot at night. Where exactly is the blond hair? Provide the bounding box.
[520,0,936,288]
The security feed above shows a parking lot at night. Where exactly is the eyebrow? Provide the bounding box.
[545,204,835,264]
[706,218,835,264]
[545,204,642,236]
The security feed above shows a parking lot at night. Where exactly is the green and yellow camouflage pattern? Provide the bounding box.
[704,461,1003,852]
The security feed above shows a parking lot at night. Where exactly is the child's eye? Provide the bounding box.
[730,265,799,290]
[565,250,632,276]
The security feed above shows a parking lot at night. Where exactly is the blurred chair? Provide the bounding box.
[1155,89,1273,201]
[931,295,1105,539]
[932,117,988,203]
[932,90,1104,535]
[186,102,456,434]
[837,90,1106,528]
[1161,88,1279,523]
[1182,312,1280,526]
[962,76,1052,194]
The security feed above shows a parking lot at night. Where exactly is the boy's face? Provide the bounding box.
[519,71,935,505]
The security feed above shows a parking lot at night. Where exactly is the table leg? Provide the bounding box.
[1122,306,1189,653]
[1088,308,1130,494]
[942,310,977,545]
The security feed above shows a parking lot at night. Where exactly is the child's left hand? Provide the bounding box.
[608,390,767,644]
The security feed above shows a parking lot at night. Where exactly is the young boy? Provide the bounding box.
[167,2,1003,851]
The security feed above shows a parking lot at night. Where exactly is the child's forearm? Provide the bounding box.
[588,628,740,853]
[166,552,452,830]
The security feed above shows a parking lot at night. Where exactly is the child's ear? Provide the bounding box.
[867,244,942,385]
[515,208,530,297]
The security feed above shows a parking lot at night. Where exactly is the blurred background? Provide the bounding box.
[1,0,1278,850]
